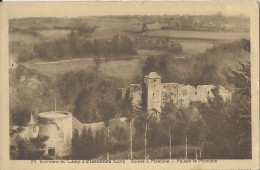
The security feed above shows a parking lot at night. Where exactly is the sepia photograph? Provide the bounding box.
[0,2,258,169]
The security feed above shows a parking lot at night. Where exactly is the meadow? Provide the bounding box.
[147,30,250,42]
[23,57,143,85]
[38,30,71,40]
[178,42,214,56]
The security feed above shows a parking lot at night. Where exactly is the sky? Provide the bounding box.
[2,2,253,19]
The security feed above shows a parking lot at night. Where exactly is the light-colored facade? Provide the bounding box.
[37,111,73,156]
[11,112,128,157]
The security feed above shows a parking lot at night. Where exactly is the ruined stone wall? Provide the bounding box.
[128,84,142,107]
[72,117,106,136]
[123,82,231,109]
[161,83,230,107]
[117,84,142,107]
[119,72,231,110]
[161,83,179,104]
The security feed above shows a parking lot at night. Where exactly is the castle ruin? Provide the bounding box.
[118,72,231,112]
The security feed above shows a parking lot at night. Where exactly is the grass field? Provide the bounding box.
[38,30,71,40]
[9,32,42,45]
[23,57,143,84]
[180,42,214,55]
[147,30,249,42]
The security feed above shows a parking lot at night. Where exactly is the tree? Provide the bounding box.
[142,56,157,76]
[161,102,178,159]
[73,24,96,37]
[119,94,136,159]
[79,127,88,159]
[197,61,251,159]
[225,62,251,158]
[86,129,95,159]
[95,129,106,156]
[141,23,149,33]
[176,104,198,159]
[136,103,154,159]
[71,129,80,159]
[138,74,153,159]
[99,101,116,160]
[142,55,172,82]
[197,88,233,159]
[79,127,95,159]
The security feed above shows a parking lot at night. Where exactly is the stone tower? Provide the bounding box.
[144,72,162,112]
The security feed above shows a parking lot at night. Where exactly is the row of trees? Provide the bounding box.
[118,95,204,159]
[33,33,137,61]
[134,36,183,54]
[71,126,129,160]
[71,128,105,159]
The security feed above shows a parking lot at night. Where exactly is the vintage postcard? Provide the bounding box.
[0,1,259,170]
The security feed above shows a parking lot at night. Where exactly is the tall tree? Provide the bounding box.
[120,94,136,159]
[197,60,251,159]
[137,103,153,159]
[161,102,178,159]
[197,87,233,159]
[176,104,197,159]
[71,129,80,159]
[99,101,116,160]
[86,129,95,159]
[141,23,149,33]
[80,127,88,159]
[142,56,157,76]
[95,129,106,156]
[225,62,251,158]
